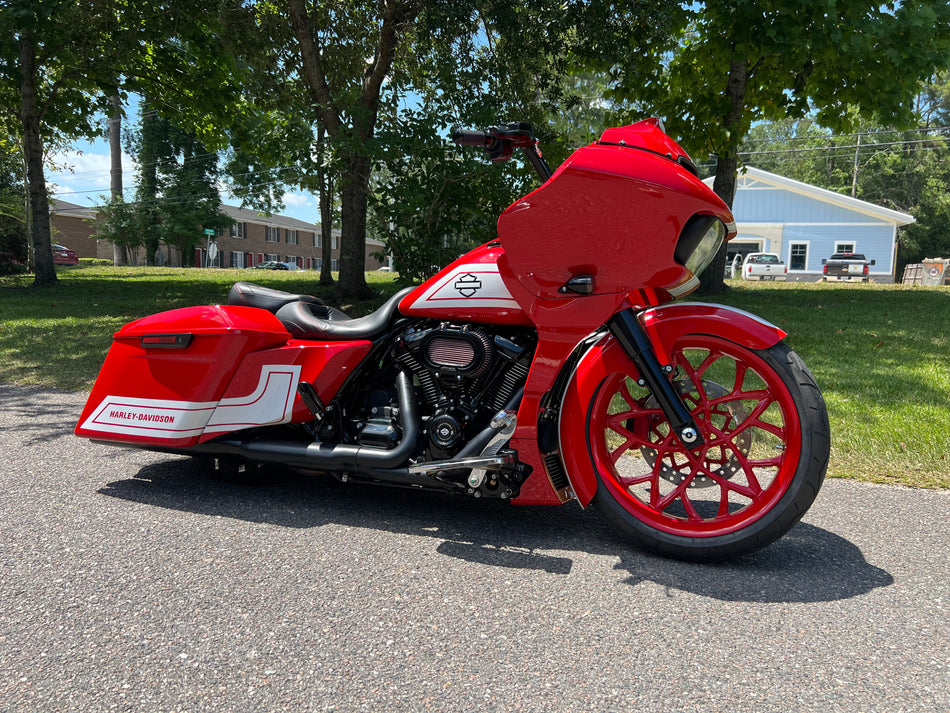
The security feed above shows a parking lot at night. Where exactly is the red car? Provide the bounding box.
[53,243,79,266]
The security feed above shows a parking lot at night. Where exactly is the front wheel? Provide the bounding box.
[588,337,829,561]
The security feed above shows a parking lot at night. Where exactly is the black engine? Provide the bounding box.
[389,323,534,460]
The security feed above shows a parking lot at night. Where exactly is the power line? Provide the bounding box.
[742,124,950,145]
[740,136,950,158]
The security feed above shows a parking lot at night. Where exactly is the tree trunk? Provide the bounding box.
[289,0,419,298]
[18,30,56,286]
[139,101,161,266]
[698,58,748,296]
[109,94,129,266]
[316,125,334,285]
[319,186,334,285]
[337,152,372,298]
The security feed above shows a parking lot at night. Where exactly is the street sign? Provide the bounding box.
[204,228,215,236]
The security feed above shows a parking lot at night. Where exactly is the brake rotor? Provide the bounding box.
[631,379,751,489]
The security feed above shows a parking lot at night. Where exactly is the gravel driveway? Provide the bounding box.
[1,384,947,712]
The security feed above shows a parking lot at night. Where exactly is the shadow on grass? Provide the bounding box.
[98,457,893,604]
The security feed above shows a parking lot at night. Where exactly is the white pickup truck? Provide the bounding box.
[738,252,787,281]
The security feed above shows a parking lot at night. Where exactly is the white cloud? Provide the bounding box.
[47,148,137,205]
[282,192,316,208]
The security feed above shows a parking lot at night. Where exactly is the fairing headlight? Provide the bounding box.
[675,215,727,277]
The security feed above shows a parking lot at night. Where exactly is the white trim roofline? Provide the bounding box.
[705,166,915,226]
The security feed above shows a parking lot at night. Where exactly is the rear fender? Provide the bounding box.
[558,303,786,507]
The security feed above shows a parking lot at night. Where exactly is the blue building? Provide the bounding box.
[708,167,915,282]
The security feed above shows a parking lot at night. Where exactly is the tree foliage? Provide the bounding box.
[0,0,126,285]
[741,75,950,272]
[94,102,232,266]
[598,0,950,293]
[0,135,27,272]
[0,0,241,284]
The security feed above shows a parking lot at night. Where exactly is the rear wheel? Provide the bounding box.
[589,337,829,561]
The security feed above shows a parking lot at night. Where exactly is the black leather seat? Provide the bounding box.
[276,287,414,341]
[227,282,324,313]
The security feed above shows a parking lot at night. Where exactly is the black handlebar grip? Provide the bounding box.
[452,129,489,146]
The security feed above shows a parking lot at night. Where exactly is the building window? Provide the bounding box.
[789,242,808,271]
[265,253,279,262]
[331,235,338,250]
[230,251,245,269]
[286,229,298,245]
[314,232,321,248]
[231,222,247,239]
[314,258,322,271]
[286,255,297,266]
[835,241,855,254]
[265,226,279,242]
[331,258,338,272]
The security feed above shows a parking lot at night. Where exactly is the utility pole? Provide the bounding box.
[851,128,863,198]
[109,94,129,266]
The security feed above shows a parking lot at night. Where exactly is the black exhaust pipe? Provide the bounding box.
[195,375,523,492]
[204,371,419,472]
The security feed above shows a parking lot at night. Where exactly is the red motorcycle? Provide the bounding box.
[76,119,829,561]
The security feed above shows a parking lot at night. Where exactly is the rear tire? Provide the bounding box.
[588,338,829,561]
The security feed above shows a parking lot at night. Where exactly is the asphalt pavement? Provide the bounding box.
[1,383,947,712]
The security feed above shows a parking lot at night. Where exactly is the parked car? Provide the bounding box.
[822,252,875,282]
[252,261,300,271]
[52,243,79,266]
[741,252,787,281]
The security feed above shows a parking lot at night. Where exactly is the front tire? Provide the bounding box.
[588,337,829,561]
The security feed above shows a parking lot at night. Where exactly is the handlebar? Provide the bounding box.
[451,129,490,147]
[451,122,553,181]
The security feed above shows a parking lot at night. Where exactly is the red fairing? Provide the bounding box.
[598,118,693,162]
[498,121,734,300]
[558,303,787,507]
[399,243,532,325]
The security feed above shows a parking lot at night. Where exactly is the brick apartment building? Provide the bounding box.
[49,199,388,271]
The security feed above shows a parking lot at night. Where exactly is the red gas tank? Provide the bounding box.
[399,242,532,326]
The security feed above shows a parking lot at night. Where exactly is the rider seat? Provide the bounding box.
[275,287,414,341]
[227,282,324,313]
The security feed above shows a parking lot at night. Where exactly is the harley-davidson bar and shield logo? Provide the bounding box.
[405,263,519,312]
[454,273,482,297]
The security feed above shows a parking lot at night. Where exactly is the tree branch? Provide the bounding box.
[358,1,420,136]
[287,0,341,136]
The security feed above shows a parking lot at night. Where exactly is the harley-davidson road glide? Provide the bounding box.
[76,119,830,561]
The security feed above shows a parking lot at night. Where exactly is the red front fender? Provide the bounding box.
[558,303,786,507]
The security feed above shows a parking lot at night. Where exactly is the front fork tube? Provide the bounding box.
[607,310,705,449]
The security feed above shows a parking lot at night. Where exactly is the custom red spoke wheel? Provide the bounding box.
[589,336,829,561]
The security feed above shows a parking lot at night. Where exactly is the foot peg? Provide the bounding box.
[297,382,325,421]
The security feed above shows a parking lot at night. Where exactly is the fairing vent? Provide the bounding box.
[543,451,570,491]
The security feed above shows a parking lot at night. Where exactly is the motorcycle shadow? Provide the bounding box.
[99,457,893,604]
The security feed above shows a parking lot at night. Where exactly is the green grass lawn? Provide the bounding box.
[2,266,948,488]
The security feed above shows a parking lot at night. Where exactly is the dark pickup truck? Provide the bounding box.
[822,252,876,282]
